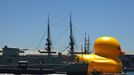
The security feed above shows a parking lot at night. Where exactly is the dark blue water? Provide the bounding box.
[49,72,134,75]
[127,72,134,75]
[0,72,134,75]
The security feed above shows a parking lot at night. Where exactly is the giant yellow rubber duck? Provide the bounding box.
[76,36,125,74]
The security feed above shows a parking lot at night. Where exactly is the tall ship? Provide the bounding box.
[0,14,88,75]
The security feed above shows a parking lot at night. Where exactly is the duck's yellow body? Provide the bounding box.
[76,36,124,74]
[77,54,122,73]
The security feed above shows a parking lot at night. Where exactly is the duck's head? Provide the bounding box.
[94,36,124,58]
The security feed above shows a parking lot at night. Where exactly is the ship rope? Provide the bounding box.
[52,15,85,53]
[24,14,85,53]
[53,25,69,46]
[35,29,47,50]
[33,15,70,51]
[52,15,69,26]
[61,46,70,52]
[23,17,48,50]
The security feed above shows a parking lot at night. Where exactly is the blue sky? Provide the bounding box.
[0,0,134,53]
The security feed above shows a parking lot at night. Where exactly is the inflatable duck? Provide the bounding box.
[76,36,125,74]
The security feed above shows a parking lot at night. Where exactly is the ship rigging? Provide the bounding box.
[38,13,77,58]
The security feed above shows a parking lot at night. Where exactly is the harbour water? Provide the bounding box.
[0,72,134,75]
[126,72,134,75]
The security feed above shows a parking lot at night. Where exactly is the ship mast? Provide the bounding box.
[84,33,87,54]
[45,16,52,56]
[69,13,75,59]
[84,33,90,54]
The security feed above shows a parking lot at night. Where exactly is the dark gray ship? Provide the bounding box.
[0,14,88,75]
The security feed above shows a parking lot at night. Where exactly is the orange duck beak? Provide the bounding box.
[120,50,125,55]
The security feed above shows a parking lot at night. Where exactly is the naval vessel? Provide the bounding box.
[0,14,88,75]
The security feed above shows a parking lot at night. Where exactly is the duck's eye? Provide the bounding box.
[118,46,121,50]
